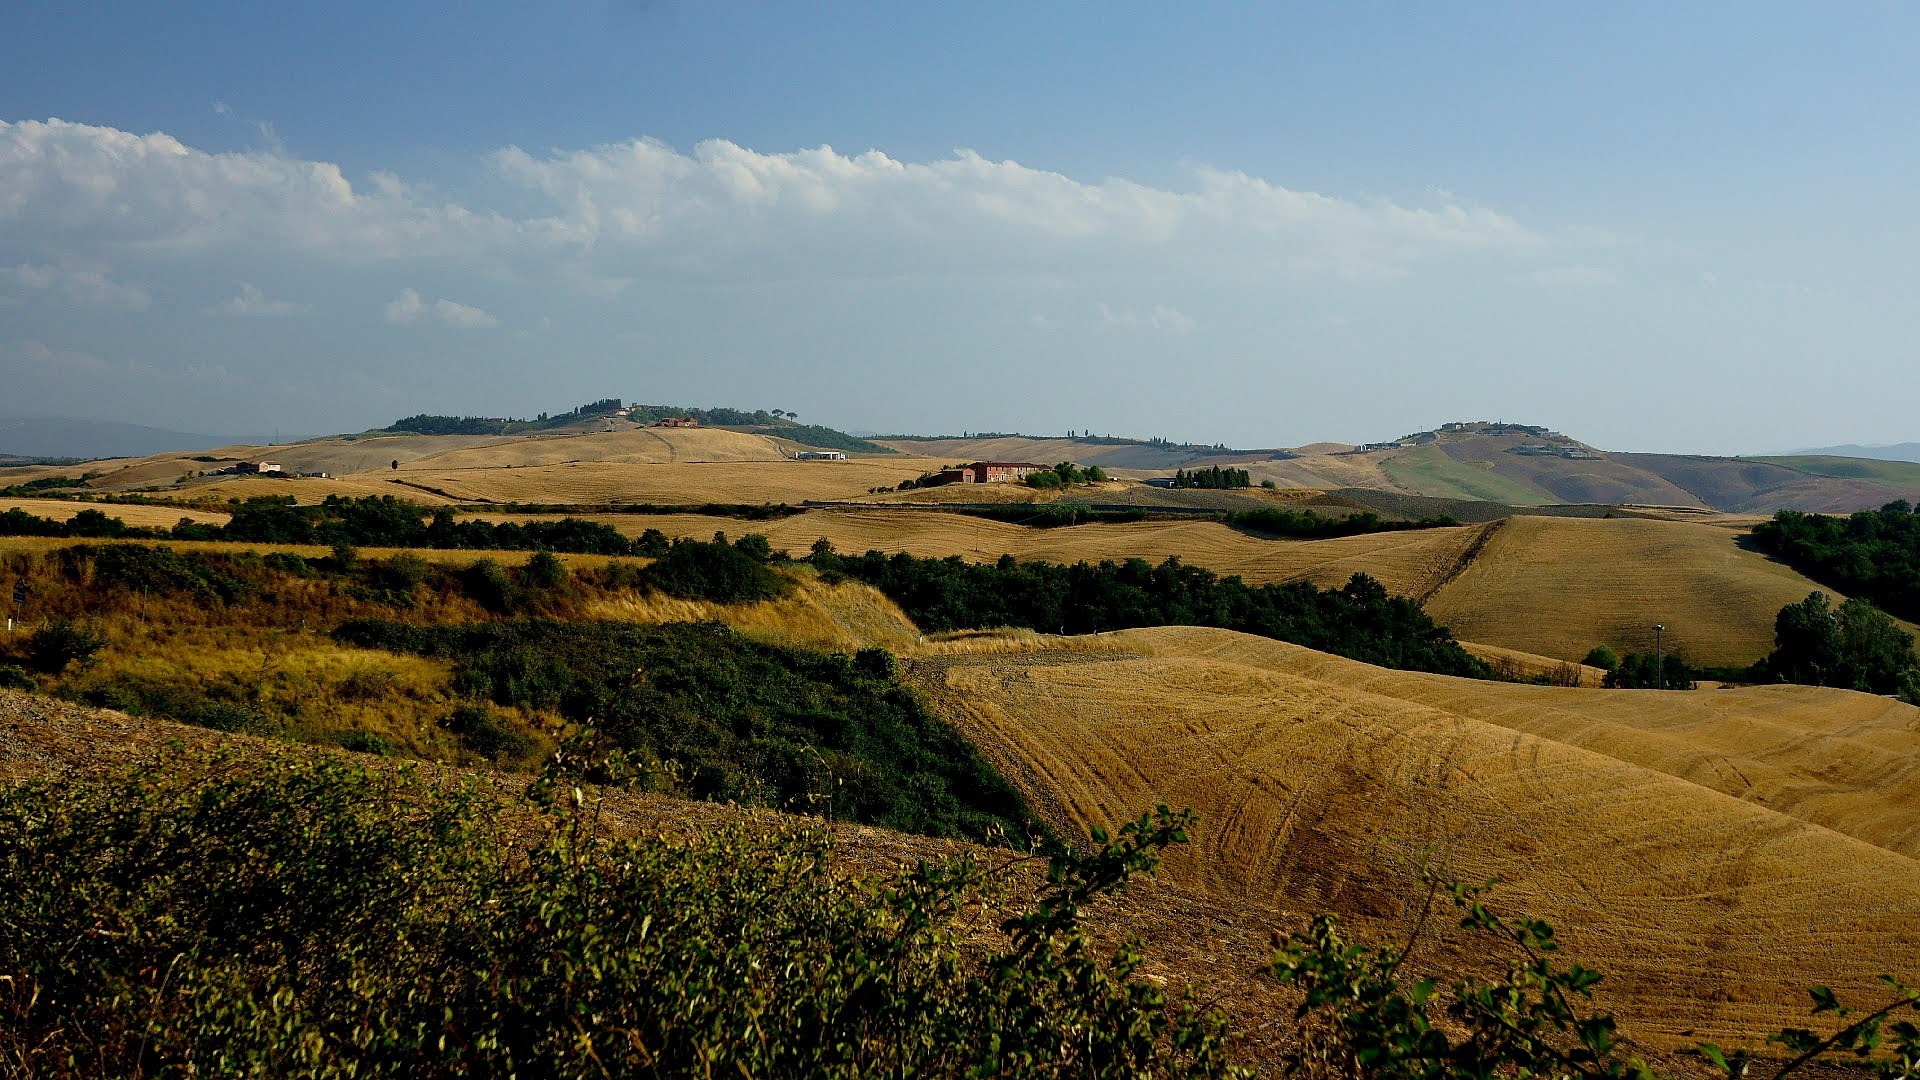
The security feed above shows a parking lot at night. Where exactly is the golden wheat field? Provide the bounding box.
[1421,515,1853,666]
[2,498,231,528]
[385,457,943,505]
[908,625,1920,1048]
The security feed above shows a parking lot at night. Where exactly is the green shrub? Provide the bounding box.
[1582,645,1620,672]
[439,702,535,761]
[26,619,106,674]
[332,730,394,756]
[639,535,789,603]
[1603,651,1698,690]
[0,753,1241,1077]
[0,664,34,691]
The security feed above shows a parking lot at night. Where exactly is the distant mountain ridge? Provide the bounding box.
[0,417,264,461]
[1791,443,1920,464]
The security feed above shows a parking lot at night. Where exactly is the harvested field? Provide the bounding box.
[1459,641,1604,686]
[909,626,1920,1048]
[1422,515,1852,666]
[385,425,789,470]
[388,458,946,505]
[477,510,1492,598]
[2,498,230,528]
[189,474,461,504]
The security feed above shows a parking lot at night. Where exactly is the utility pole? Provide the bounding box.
[1654,623,1665,690]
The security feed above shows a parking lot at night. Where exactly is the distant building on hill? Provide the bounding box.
[235,461,283,475]
[796,450,847,460]
[654,417,700,428]
[967,461,1045,484]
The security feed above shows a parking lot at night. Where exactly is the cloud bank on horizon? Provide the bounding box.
[0,116,1906,453]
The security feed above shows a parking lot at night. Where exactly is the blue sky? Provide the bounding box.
[2,2,1914,452]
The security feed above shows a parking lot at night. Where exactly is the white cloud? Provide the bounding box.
[0,118,1539,286]
[384,288,426,323]
[385,288,498,328]
[0,118,536,260]
[208,281,304,317]
[432,297,499,328]
[0,262,150,309]
[1098,301,1195,333]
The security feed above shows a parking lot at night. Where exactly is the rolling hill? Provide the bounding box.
[877,424,1920,513]
[908,626,1920,1049]
[505,507,1849,666]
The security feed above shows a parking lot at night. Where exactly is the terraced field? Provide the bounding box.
[910,626,1920,1048]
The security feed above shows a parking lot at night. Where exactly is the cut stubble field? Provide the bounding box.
[908,625,1920,1050]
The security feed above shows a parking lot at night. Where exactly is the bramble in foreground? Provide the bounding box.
[0,742,1241,1078]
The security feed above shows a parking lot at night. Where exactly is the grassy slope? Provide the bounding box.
[909,626,1920,1049]
[1379,447,1554,505]
[1755,455,1920,488]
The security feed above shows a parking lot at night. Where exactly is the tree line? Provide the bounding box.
[806,545,1488,678]
[1172,466,1251,489]
[1750,502,1920,622]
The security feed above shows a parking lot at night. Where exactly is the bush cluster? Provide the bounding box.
[1751,591,1919,698]
[1749,503,1920,622]
[333,618,1035,842]
[1024,462,1110,489]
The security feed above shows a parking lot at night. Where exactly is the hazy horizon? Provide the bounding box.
[3,3,1915,455]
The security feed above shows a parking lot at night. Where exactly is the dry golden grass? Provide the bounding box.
[1422,516,1853,666]
[190,475,462,504]
[910,625,1920,1048]
[59,627,469,759]
[1458,641,1605,686]
[382,425,790,470]
[376,458,945,505]
[583,574,921,653]
[2,498,230,528]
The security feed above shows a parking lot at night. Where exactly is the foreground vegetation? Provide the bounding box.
[5,747,1917,1078]
[0,748,1230,1077]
